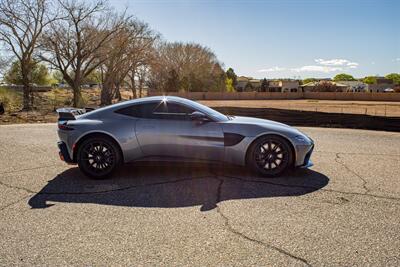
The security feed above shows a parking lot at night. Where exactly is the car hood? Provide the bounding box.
[225,116,303,137]
[229,116,289,127]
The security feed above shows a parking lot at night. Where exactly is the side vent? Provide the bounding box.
[224,133,245,146]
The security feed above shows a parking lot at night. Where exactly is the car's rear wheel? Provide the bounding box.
[247,135,293,177]
[77,137,121,179]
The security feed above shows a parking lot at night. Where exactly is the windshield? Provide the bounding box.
[179,98,229,121]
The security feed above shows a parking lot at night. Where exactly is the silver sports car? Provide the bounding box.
[57,96,314,179]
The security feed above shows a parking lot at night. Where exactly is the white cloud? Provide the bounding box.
[394,58,400,62]
[291,65,343,73]
[258,66,286,72]
[347,62,359,67]
[291,58,359,73]
[314,58,359,68]
[258,58,359,75]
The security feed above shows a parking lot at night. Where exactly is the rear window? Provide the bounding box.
[115,102,159,118]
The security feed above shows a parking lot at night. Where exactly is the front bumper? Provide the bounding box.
[57,141,74,164]
[300,144,314,168]
[294,138,314,168]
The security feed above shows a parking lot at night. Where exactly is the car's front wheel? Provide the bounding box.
[247,135,293,177]
[77,136,121,179]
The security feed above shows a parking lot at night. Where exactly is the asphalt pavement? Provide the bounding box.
[0,124,399,266]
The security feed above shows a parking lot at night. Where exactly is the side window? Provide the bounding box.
[115,102,159,118]
[153,102,195,120]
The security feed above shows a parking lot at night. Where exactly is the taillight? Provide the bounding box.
[58,123,74,131]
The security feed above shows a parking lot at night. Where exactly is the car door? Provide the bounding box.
[135,100,225,161]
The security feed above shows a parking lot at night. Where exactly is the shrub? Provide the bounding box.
[0,87,22,111]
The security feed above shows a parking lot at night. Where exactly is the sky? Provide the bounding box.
[109,0,400,79]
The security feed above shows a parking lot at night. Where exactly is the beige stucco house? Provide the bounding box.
[301,81,348,92]
[268,80,300,92]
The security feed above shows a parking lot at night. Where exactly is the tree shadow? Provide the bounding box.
[28,162,329,211]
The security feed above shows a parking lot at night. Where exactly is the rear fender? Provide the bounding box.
[71,117,143,163]
[72,130,123,162]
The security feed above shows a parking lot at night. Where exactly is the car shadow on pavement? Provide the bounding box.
[28,163,329,211]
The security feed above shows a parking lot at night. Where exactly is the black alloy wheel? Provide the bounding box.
[248,135,293,177]
[77,137,121,179]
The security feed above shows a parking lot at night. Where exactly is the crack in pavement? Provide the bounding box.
[335,153,370,193]
[0,194,32,212]
[0,180,37,194]
[218,174,400,202]
[0,164,59,175]
[0,172,313,265]
[1,171,316,265]
[2,167,396,264]
[212,175,312,267]
[314,150,400,158]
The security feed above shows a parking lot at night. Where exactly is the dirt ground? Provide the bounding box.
[0,88,135,124]
[200,100,400,117]
[1,88,400,124]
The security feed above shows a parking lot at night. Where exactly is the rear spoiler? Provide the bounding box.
[56,107,95,121]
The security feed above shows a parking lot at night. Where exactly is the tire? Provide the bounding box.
[77,136,121,179]
[247,135,293,177]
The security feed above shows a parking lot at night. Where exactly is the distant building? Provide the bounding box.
[267,80,281,92]
[235,77,300,92]
[234,76,395,93]
[249,79,261,91]
[301,81,348,92]
[281,80,300,92]
[301,82,318,92]
[337,81,368,92]
[367,77,394,93]
[236,76,250,92]
[263,79,300,92]
[235,77,262,92]
[375,77,393,84]
[368,85,395,92]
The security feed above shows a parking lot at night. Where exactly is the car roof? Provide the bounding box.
[80,95,192,118]
[112,95,192,109]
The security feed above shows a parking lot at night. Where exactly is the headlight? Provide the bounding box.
[295,135,306,142]
[294,135,311,144]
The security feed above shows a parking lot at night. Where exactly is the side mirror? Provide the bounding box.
[189,111,209,122]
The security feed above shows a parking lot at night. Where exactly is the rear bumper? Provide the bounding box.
[57,141,75,164]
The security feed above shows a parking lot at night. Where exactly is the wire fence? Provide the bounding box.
[276,104,398,117]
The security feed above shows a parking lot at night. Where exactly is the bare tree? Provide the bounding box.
[99,18,157,105]
[99,23,131,105]
[39,0,125,107]
[136,65,149,98]
[148,42,226,93]
[125,21,156,99]
[0,0,57,109]
[0,52,10,78]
